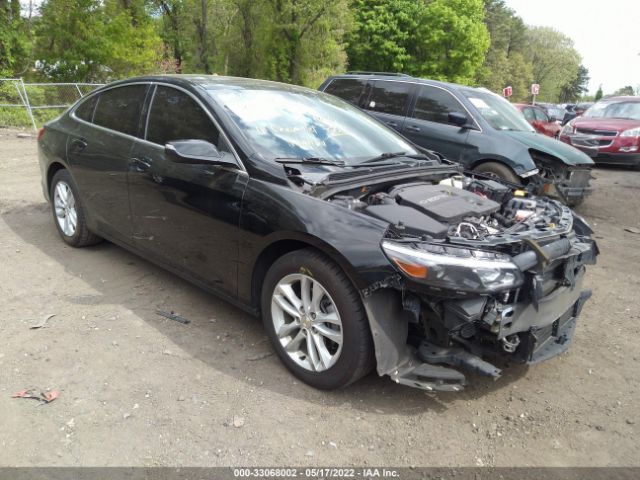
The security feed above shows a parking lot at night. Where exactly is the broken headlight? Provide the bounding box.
[382,241,524,293]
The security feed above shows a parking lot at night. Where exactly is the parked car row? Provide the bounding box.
[38,74,598,392]
[319,73,594,206]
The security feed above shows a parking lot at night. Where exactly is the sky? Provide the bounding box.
[506,0,640,95]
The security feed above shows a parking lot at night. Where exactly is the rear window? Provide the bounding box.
[366,81,411,116]
[74,95,98,122]
[92,85,147,136]
[323,78,366,105]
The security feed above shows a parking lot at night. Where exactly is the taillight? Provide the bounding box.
[37,127,45,141]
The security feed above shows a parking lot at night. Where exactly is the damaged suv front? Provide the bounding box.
[319,169,598,391]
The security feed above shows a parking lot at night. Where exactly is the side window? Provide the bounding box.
[92,85,147,136]
[323,78,366,105]
[534,108,549,122]
[74,94,98,122]
[412,86,465,125]
[366,81,411,116]
[146,86,224,150]
[522,108,535,121]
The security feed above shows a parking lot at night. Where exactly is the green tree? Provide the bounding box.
[412,0,490,84]
[613,85,635,96]
[346,0,423,73]
[526,26,581,102]
[0,0,32,76]
[594,84,603,101]
[558,64,589,103]
[36,0,162,81]
[477,0,532,99]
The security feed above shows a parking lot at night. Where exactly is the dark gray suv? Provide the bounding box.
[319,73,594,206]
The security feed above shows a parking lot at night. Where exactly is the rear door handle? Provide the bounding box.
[70,138,87,151]
[130,157,152,172]
[405,125,421,133]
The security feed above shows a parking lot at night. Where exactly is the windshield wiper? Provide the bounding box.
[359,151,430,165]
[275,156,346,166]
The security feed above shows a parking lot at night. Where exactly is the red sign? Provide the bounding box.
[531,83,540,95]
[503,86,513,97]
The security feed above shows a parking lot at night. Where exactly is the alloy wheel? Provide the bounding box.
[270,273,343,372]
[53,181,77,237]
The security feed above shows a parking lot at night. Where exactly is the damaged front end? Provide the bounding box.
[526,150,593,207]
[328,174,598,392]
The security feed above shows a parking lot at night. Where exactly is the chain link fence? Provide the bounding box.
[0,79,104,131]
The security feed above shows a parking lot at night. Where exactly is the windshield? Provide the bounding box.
[206,85,418,163]
[583,100,640,120]
[464,90,535,132]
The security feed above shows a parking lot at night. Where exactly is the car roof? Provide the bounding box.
[327,72,484,94]
[100,74,316,94]
[598,96,640,103]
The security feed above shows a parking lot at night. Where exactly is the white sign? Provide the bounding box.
[531,84,540,95]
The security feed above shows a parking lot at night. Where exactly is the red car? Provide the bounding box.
[560,96,640,167]
[515,103,562,138]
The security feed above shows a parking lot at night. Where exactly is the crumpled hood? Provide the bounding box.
[504,131,594,166]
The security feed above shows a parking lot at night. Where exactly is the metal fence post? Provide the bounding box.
[19,78,38,131]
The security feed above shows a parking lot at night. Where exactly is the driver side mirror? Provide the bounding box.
[165,139,238,167]
[448,111,474,129]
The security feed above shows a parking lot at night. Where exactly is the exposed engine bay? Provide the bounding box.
[324,173,598,392]
[328,175,573,247]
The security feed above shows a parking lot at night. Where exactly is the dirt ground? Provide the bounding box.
[0,127,638,467]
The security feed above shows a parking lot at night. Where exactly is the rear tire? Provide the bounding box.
[473,161,521,185]
[50,169,102,247]
[261,248,375,389]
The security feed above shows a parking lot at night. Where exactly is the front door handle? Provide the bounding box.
[130,157,152,172]
[386,121,398,128]
[405,125,421,133]
[70,138,88,152]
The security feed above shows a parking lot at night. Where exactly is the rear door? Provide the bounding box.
[127,84,248,295]
[400,84,470,161]
[67,83,149,243]
[362,80,414,133]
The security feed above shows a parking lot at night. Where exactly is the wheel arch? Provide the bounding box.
[47,162,67,195]
[250,234,366,313]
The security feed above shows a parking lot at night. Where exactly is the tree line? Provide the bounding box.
[1,0,593,102]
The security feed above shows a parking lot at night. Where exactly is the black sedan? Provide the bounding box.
[38,75,598,391]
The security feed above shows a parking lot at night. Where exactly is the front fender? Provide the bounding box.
[237,179,396,304]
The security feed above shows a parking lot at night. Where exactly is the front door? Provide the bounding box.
[66,84,149,242]
[128,85,248,296]
[400,85,471,163]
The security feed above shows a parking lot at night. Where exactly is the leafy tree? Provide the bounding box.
[35,0,162,81]
[594,84,603,101]
[346,0,423,73]
[476,0,532,98]
[613,85,635,96]
[412,0,490,84]
[526,26,581,102]
[558,64,589,103]
[0,0,32,76]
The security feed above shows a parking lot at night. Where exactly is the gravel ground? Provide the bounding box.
[0,128,638,467]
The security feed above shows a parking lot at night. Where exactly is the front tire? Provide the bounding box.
[50,169,102,247]
[473,161,521,184]
[261,248,375,389]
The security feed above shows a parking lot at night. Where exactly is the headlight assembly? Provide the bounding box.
[382,241,524,293]
[620,127,640,138]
